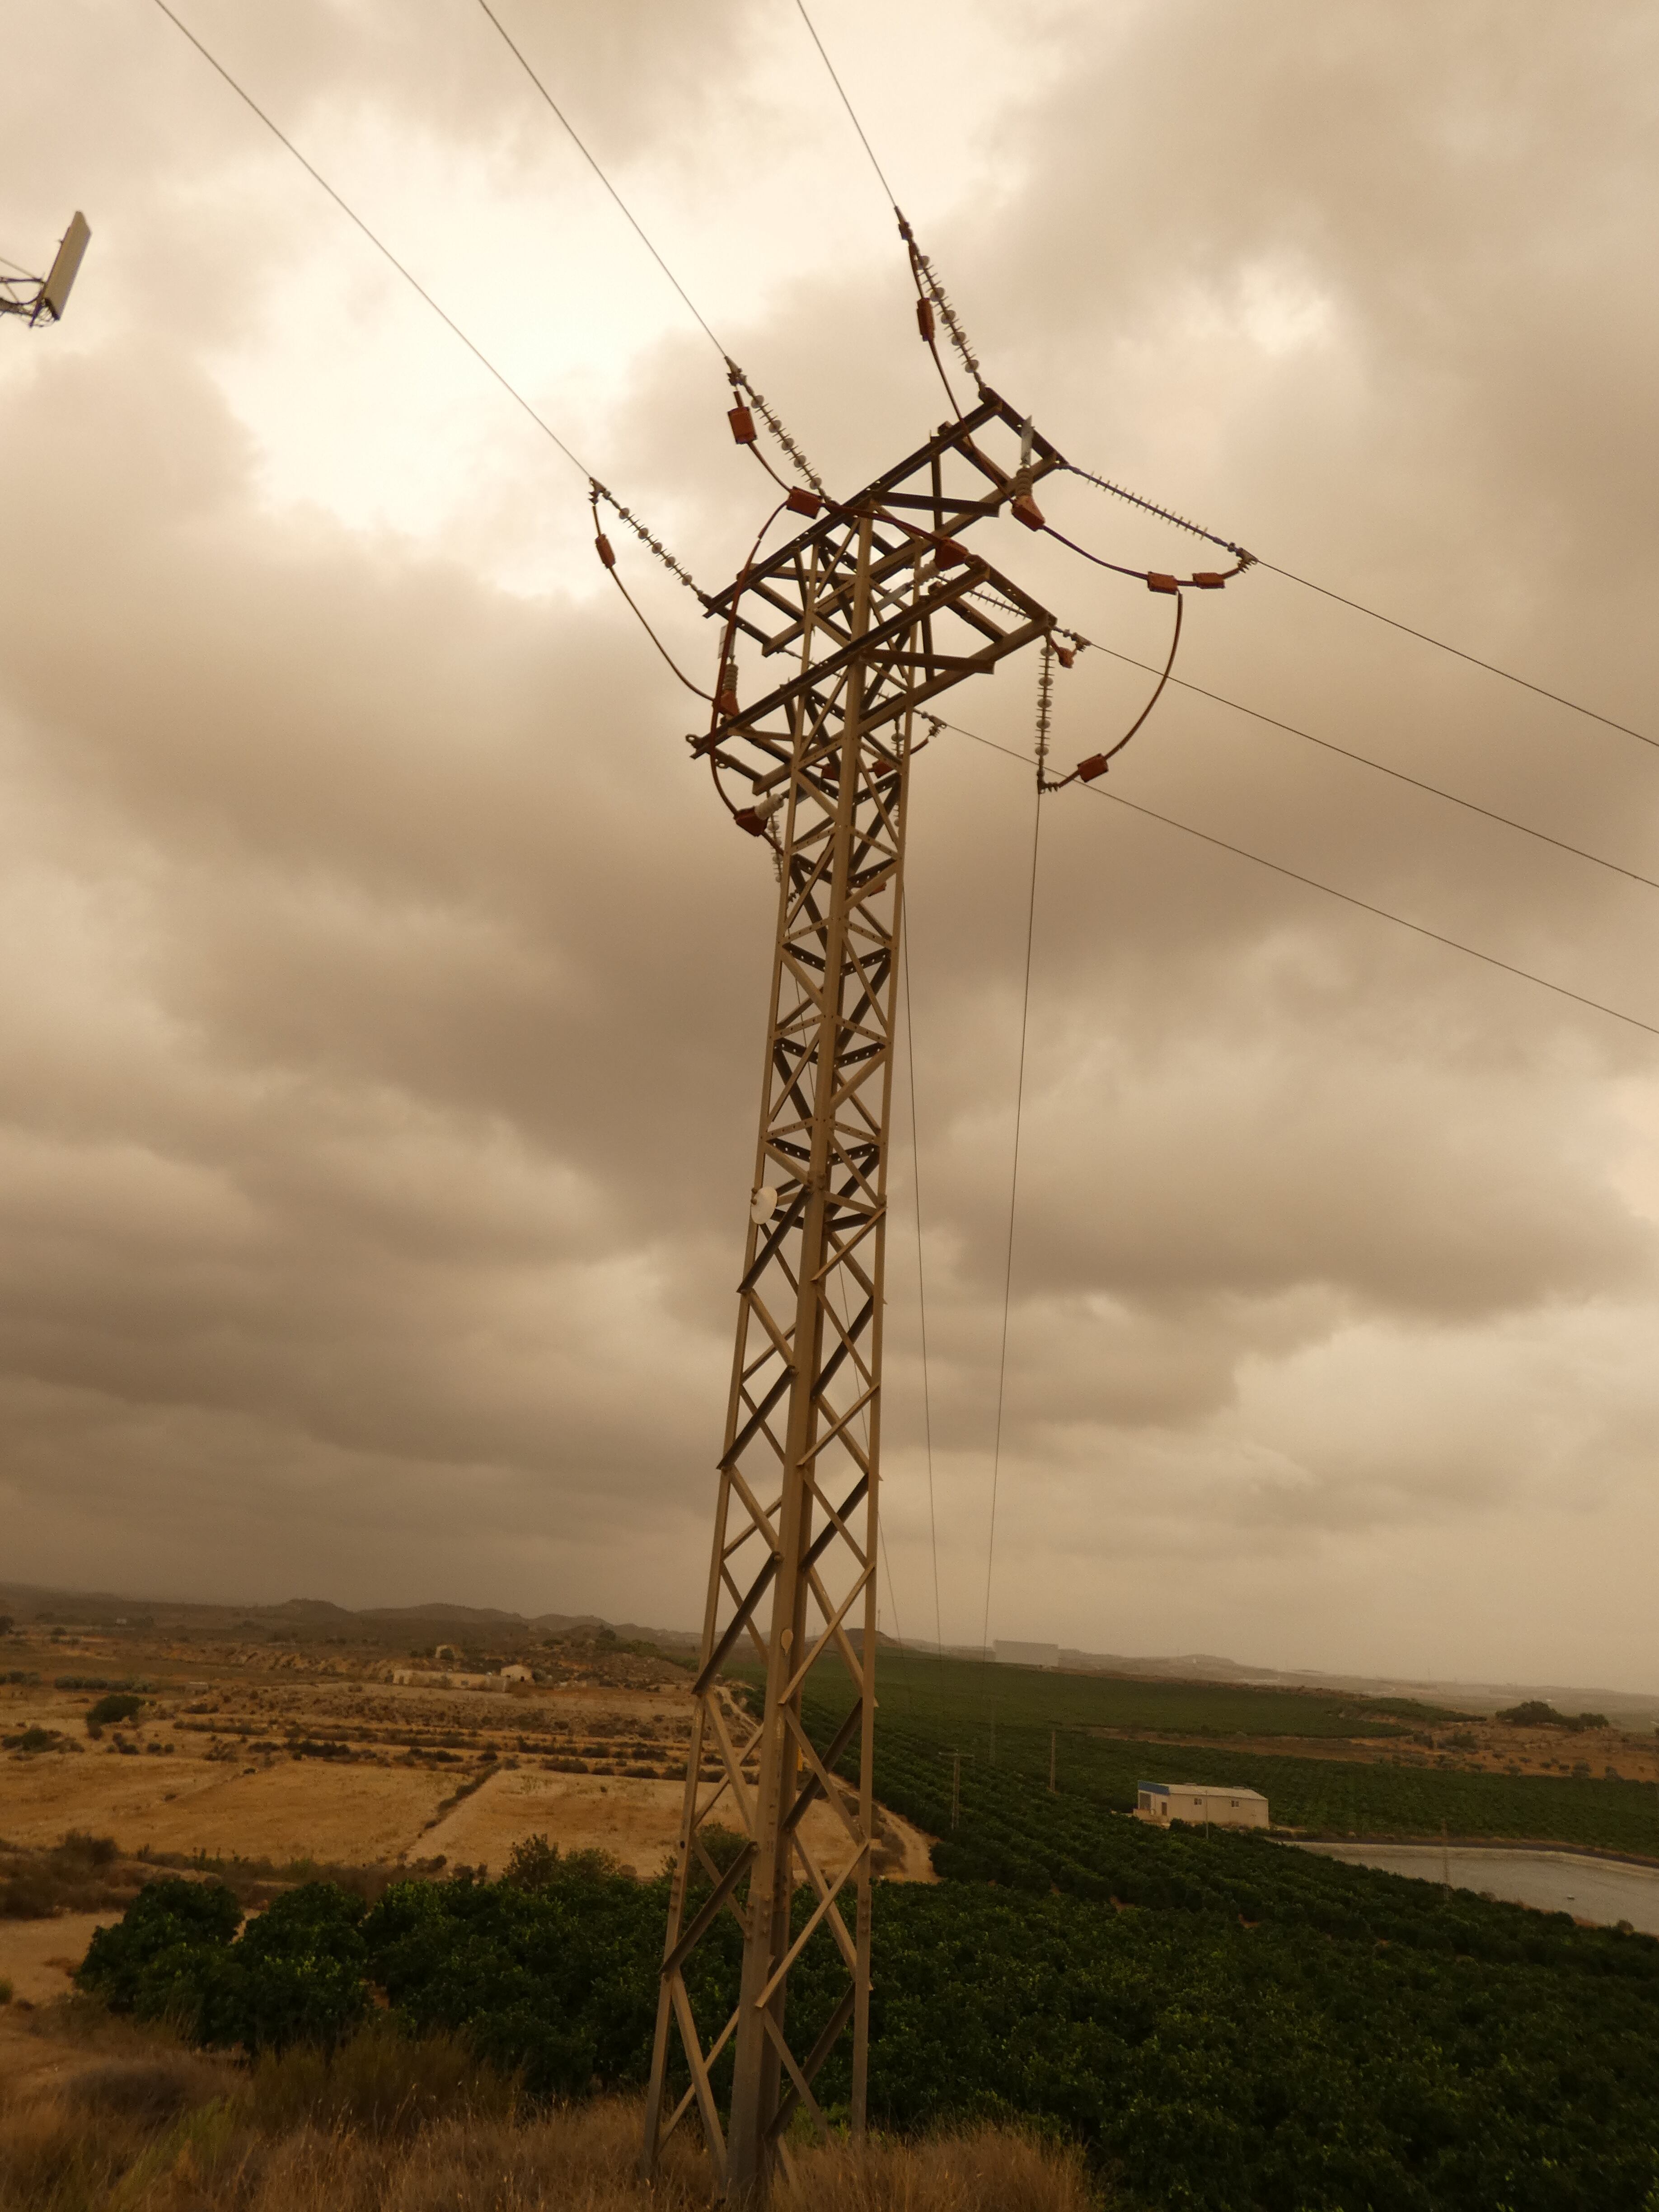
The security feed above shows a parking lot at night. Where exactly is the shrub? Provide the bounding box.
[199,1881,371,2055]
[86,1692,144,1731]
[503,1834,562,1892]
[57,1829,119,1870]
[363,1863,674,2098]
[76,1877,243,2026]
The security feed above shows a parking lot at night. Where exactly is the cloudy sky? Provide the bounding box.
[4,0,1658,1690]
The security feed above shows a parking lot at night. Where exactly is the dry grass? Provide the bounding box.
[774,2129,1098,2212]
[0,2015,1099,2212]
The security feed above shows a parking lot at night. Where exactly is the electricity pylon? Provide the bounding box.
[643,392,1063,2199]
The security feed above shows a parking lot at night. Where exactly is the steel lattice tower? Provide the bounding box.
[643,393,1063,2200]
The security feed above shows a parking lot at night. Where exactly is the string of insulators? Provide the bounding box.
[1064,462,1253,563]
[724,357,828,496]
[589,481,706,597]
[1034,635,1055,784]
[895,210,982,386]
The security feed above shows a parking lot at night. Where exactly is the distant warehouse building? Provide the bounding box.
[1137,1781,1269,1829]
[994,1640,1059,1669]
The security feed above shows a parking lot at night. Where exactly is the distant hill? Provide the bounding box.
[0,1581,697,1654]
[3,1579,1654,1720]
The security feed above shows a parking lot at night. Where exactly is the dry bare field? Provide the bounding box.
[0,1618,933,1912]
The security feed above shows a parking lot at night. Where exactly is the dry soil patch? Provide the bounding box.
[424,1769,937,1883]
[0,1912,111,2006]
[2,1754,447,1862]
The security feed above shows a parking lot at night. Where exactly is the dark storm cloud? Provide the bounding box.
[2,0,1658,1684]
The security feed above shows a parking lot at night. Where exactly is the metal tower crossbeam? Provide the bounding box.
[644,391,1060,2201]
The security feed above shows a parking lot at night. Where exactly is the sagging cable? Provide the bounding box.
[1044,518,1251,592]
[1048,593,1186,788]
[589,483,712,702]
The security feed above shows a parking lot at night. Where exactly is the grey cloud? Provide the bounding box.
[3,0,1659,1678]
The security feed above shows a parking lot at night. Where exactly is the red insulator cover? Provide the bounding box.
[1193,571,1226,589]
[916,297,936,341]
[728,403,758,445]
[733,808,766,837]
[717,689,740,718]
[1055,644,1076,669]
[1012,493,1045,530]
[1146,571,1180,595]
[786,487,823,517]
[1077,755,1110,782]
[594,533,616,568]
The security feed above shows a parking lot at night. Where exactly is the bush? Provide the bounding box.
[0,1832,129,1918]
[76,1878,243,2028]
[363,1863,674,2098]
[58,1828,119,1869]
[86,1692,144,1731]
[199,1881,371,2055]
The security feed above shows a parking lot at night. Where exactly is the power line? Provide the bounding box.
[980,782,1043,1672]
[901,924,946,1682]
[781,18,1659,764]
[1259,562,1658,755]
[147,0,591,479]
[941,717,1659,1046]
[473,0,825,496]
[471,0,725,360]
[1078,640,1659,898]
[1059,478,1659,760]
[792,1,899,208]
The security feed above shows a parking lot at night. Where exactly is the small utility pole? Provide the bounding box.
[1049,1729,1056,1794]
[0,212,90,327]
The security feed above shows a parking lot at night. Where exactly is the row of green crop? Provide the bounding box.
[80,1842,1659,2211]
[838,1650,1455,1739]
[798,1667,1659,1856]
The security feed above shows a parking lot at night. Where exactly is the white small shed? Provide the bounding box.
[1136,1781,1269,1829]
